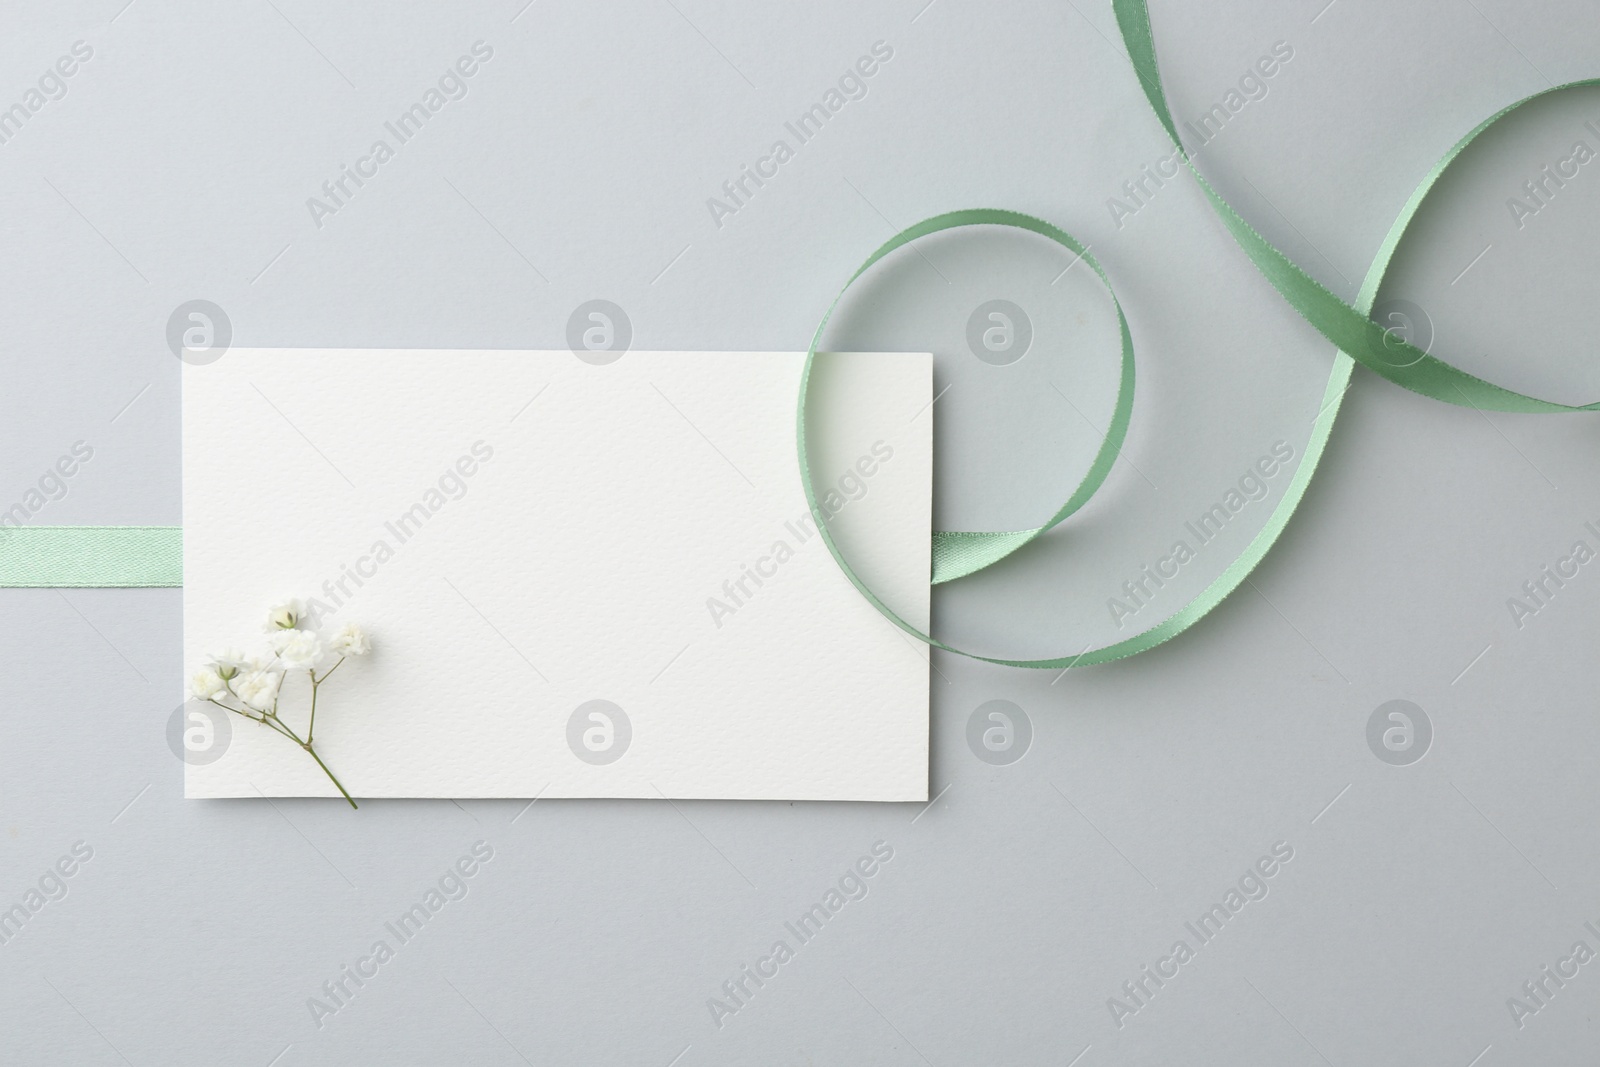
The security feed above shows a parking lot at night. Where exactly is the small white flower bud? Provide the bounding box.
[263,598,304,632]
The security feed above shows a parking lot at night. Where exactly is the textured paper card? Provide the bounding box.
[182,350,931,801]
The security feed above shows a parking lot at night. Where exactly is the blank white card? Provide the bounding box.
[183,350,931,801]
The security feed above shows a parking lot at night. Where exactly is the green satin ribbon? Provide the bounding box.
[795,0,1598,668]
[0,526,181,587]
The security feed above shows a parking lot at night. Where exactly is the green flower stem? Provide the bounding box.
[307,658,346,745]
[314,657,346,686]
[299,741,358,809]
[306,670,318,745]
[208,697,295,742]
[203,694,358,810]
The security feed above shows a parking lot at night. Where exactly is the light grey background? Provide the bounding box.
[2,0,1599,1063]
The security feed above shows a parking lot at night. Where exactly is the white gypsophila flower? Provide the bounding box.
[188,666,226,700]
[263,598,303,632]
[270,628,327,671]
[210,647,247,680]
[234,669,281,711]
[329,622,371,658]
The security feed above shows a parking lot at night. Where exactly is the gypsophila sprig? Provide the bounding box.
[190,599,371,809]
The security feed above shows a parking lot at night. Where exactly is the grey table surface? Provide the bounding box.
[3,0,1599,1063]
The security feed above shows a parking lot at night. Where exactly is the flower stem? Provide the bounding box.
[307,669,319,744]
[209,698,295,742]
[314,657,346,686]
[302,741,359,809]
[204,696,356,809]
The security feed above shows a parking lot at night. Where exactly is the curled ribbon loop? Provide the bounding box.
[799,0,1599,668]
[806,211,1137,587]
